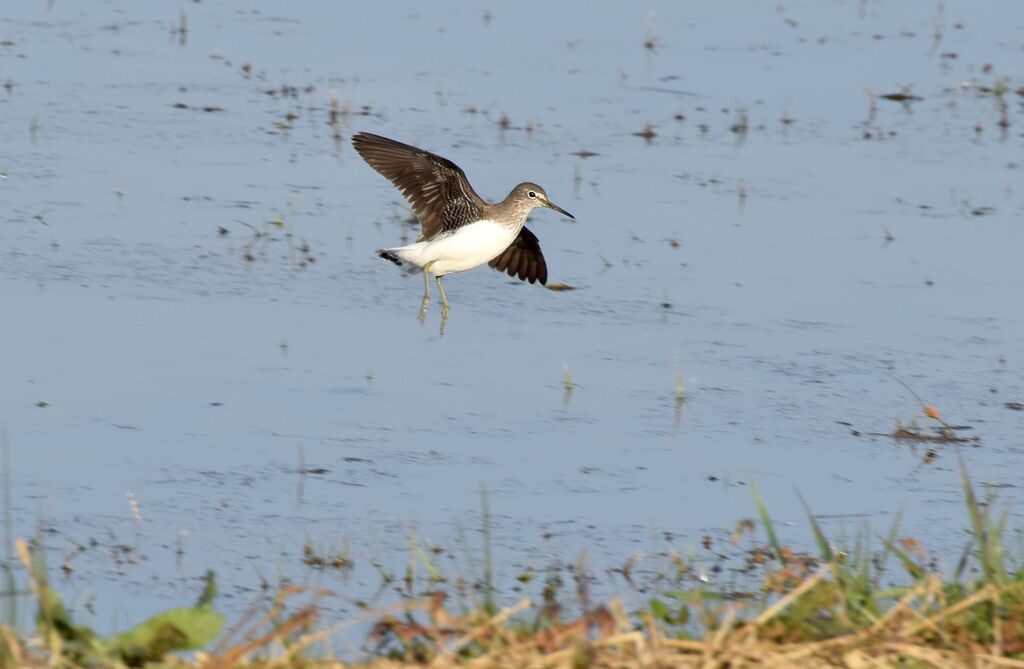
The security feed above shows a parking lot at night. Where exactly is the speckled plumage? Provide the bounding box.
[352,132,573,286]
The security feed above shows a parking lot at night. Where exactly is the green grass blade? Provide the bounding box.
[1,428,13,626]
[874,509,903,583]
[952,540,972,582]
[796,490,833,563]
[0,562,15,627]
[959,454,999,584]
[992,507,1009,583]
[884,539,925,581]
[409,536,444,583]
[481,485,496,615]
[749,482,785,565]
[851,526,872,603]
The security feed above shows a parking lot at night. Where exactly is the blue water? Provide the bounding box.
[2,0,1023,636]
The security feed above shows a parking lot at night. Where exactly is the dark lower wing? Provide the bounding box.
[488,227,548,285]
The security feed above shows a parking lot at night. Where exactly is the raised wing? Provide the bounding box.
[352,132,487,239]
[488,226,548,285]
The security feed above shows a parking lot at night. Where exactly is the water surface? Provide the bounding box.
[2,0,1023,631]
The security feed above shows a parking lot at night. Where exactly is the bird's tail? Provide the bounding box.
[376,245,426,276]
[377,249,403,266]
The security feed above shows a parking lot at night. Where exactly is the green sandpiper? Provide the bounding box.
[352,132,575,316]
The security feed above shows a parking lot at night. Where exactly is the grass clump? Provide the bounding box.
[12,537,223,667]
[5,460,1024,668]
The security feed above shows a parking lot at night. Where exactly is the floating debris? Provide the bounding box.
[879,85,923,102]
[171,103,226,112]
[633,123,656,141]
[561,363,579,407]
[643,11,658,52]
[889,423,974,444]
[729,107,749,135]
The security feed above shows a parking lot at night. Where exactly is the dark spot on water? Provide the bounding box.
[633,123,656,141]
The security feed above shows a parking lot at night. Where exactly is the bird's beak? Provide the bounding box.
[544,199,575,220]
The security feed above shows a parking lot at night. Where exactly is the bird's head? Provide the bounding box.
[511,183,574,220]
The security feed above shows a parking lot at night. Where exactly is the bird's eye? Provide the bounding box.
[528,190,537,198]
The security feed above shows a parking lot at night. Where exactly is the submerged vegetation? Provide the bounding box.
[4,463,1024,667]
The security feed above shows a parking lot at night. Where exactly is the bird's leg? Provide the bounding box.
[418,264,433,323]
[421,264,433,301]
[418,296,429,324]
[435,275,449,315]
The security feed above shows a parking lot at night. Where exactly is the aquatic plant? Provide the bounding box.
[4,462,1024,667]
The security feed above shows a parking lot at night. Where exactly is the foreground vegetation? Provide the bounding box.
[5,461,1024,668]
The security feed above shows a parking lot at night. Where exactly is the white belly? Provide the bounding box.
[384,220,517,276]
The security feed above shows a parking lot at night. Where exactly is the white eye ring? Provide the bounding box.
[528,190,537,198]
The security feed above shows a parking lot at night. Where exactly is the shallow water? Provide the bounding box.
[2,0,1023,632]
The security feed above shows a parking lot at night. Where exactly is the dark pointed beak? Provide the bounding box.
[545,200,575,220]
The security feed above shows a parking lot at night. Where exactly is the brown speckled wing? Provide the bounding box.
[352,132,486,240]
[489,227,547,285]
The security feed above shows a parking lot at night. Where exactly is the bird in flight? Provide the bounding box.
[352,132,574,320]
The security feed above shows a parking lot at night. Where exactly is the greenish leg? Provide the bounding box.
[421,265,432,301]
[435,275,449,314]
[418,262,436,323]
